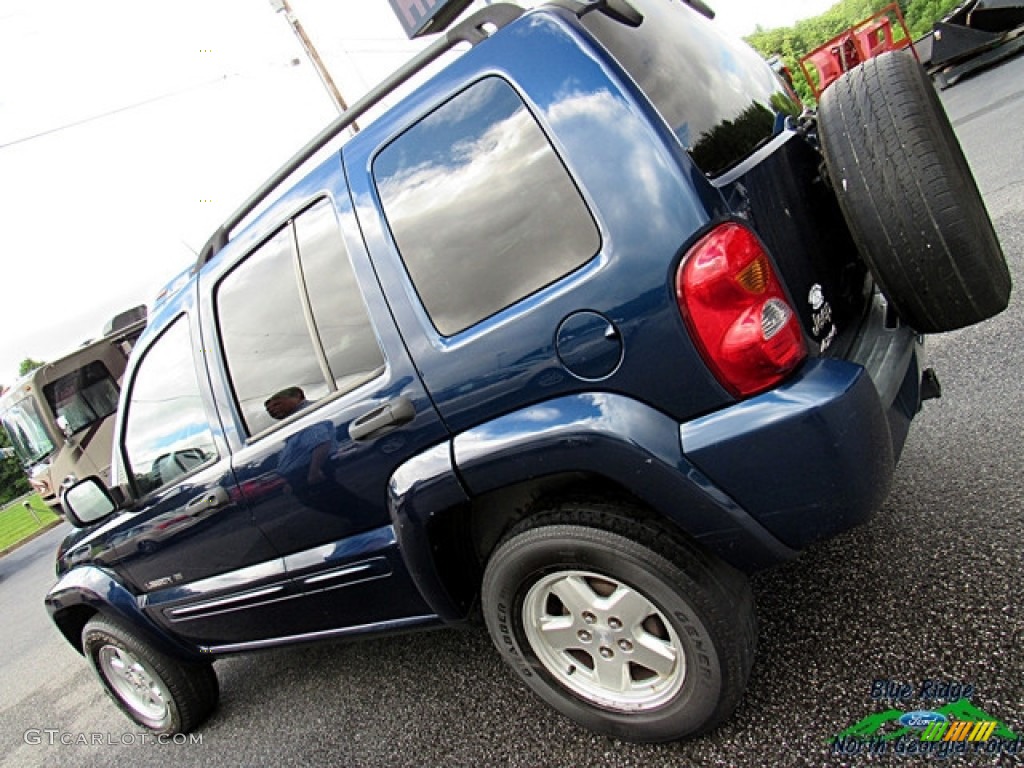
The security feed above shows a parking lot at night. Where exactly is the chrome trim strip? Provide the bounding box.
[168,585,286,618]
[303,562,374,586]
[711,129,799,188]
[200,614,441,655]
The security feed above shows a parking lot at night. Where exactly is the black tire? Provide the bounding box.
[481,504,756,742]
[82,616,218,734]
[818,50,1010,333]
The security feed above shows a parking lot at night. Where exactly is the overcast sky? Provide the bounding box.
[0,0,834,385]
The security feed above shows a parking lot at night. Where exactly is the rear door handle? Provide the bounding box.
[185,486,230,516]
[349,396,416,441]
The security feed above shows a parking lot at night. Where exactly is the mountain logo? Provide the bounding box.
[833,699,1019,743]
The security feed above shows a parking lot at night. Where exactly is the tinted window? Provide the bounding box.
[583,0,800,175]
[374,77,600,336]
[218,201,384,436]
[44,361,119,434]
[123,318,217,495]
[218,227,328,434]
[295,199,385,392]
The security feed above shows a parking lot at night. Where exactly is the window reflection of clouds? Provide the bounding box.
[375,77,600,336]
[124,319,216,489]
[218,227,327,434]
[295,200,386,392]
[419,80,497,131]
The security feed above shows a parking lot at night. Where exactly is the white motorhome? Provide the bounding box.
[0,308,146,509]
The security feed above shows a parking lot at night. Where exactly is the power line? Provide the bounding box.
[0,73,241,151]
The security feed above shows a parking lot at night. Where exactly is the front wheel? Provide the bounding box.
[481,508,756,742]
[82,616,218,734]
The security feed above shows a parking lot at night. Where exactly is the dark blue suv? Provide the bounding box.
[49,0,1009,743]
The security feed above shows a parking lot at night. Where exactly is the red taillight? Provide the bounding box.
[676,222,807,398]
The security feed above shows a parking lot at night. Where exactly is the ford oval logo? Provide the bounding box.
[900,711,947,729]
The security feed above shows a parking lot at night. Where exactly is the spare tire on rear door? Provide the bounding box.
[817,50,1011,334]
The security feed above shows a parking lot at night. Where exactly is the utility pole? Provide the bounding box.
[269,0,359,133]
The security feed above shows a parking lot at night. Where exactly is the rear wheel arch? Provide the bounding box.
[465,475,658,564]
[412,472,702,619]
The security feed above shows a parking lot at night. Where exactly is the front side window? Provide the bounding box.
[44,361,119,435]
[218,200,384,436]
[123,318,217,495]
[373,76,601,336]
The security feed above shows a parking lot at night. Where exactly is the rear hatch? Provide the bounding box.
[582,0,872,357]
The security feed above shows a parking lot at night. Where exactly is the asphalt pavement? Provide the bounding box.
[1,53,1022,768]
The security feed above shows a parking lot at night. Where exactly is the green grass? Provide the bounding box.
[0,493,60,552]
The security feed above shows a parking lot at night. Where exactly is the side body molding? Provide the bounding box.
[45,565,205,661]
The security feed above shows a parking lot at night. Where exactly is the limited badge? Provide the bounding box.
[809,284,837,351]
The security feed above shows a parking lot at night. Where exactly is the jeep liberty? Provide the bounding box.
[48,0,1010,743]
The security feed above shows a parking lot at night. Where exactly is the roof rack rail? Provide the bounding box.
[196,2,525,268]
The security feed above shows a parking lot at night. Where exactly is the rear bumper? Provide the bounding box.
[681,304,923,550]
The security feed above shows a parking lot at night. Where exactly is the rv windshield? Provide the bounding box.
[43,361,120,435]
[1,397,56,465]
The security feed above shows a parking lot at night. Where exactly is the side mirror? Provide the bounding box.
[56,415,74,439]
[62,476,119,528]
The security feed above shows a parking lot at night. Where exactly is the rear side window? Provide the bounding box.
[294,200,386,393]
[373,76,600,336]
[217,199,384,436]
[583,0,800,175]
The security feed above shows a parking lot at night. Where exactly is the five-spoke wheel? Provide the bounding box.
[83,616,218,734]
[482,505,756,742]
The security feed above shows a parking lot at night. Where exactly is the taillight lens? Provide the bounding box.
[676,222,807,398]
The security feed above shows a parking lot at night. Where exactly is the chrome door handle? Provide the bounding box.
[185,486,230,515]
[348,396,415,441]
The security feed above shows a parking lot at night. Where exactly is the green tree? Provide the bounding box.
[0,429,31,506]
[18,358,45,377]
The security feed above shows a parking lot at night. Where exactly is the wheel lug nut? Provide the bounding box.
[599,646,614,659]
[618,639,633,652]
[582,611,597,624]
[578,630,592,642]
[608,617,622,630]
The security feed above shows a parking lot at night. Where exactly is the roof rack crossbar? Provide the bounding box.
[197,3,525,268]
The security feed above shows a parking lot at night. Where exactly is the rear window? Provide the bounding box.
[583,0,800,175]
